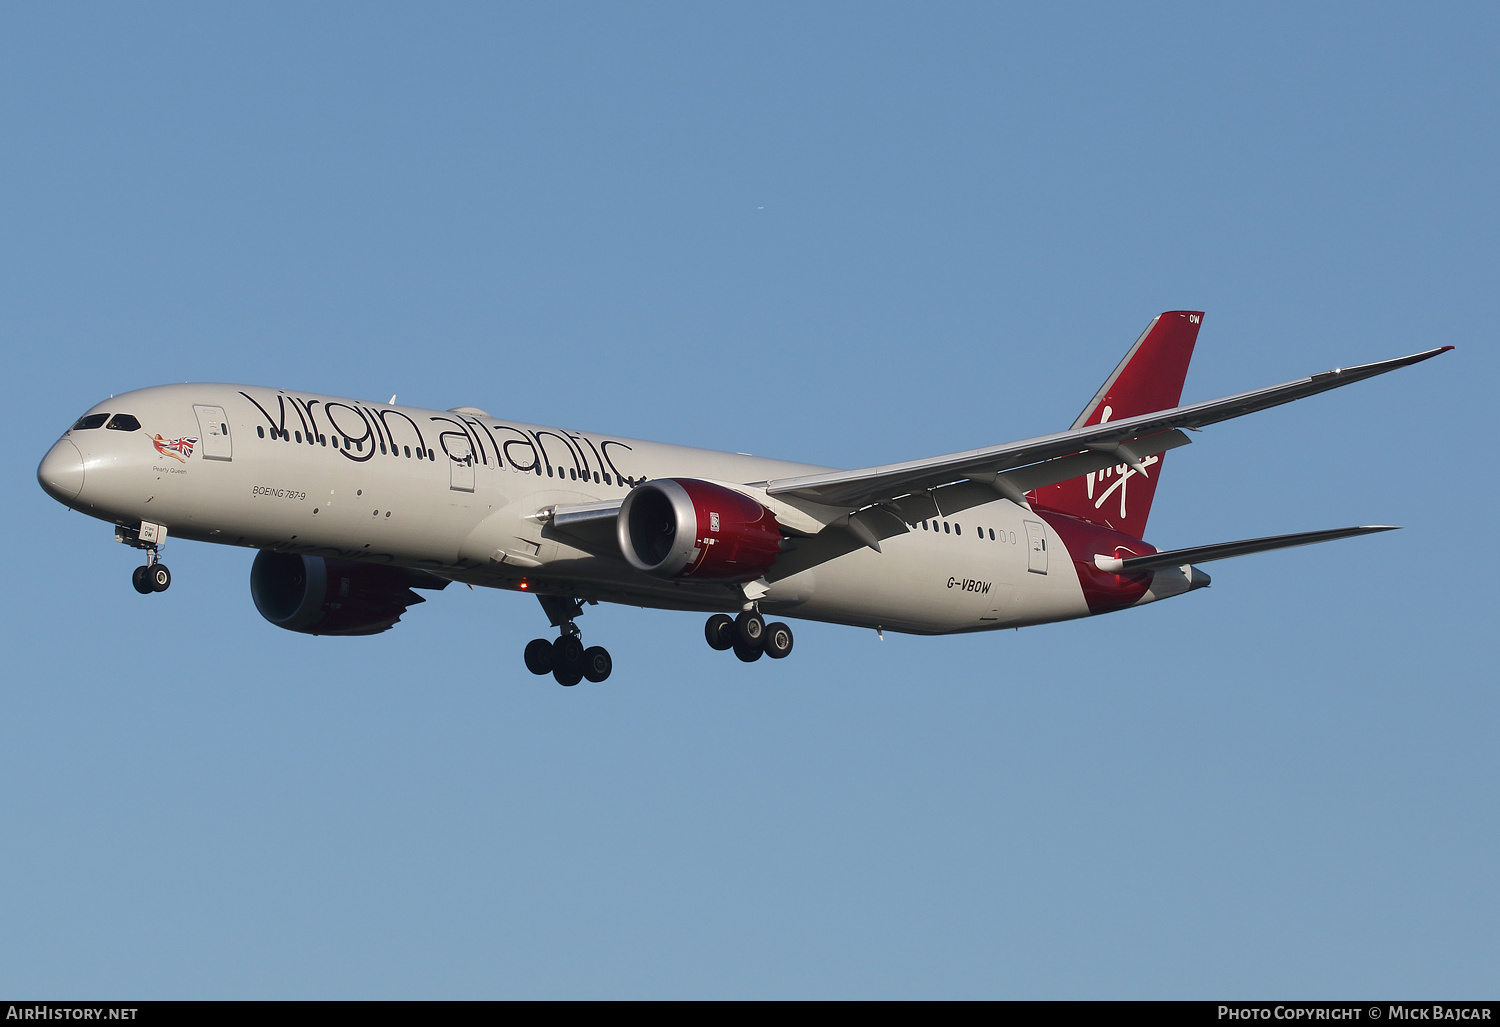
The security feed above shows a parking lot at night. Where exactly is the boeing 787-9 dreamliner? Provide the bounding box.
[37,312,1450,685]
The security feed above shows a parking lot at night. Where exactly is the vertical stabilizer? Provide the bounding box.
[1028,310,1203,539]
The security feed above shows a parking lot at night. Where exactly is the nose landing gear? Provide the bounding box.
[705,609,794,664]
[523,595,613,686]
[118,524,171,594]
[131,561,171,594]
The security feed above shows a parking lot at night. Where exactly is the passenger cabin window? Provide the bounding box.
[72,413,109,431]
[256,426,265,438]
[105,414,141,432]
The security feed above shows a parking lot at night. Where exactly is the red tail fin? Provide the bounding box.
[1028,310,1203,540]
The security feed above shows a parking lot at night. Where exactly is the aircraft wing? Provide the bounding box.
[762,346,1452,512]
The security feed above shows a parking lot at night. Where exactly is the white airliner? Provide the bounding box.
[37,312,1449,685]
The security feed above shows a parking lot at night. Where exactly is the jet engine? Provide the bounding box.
[250,551,447,635]
[618,478,783,582]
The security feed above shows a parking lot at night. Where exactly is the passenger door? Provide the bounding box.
[1024,520,1048,574]
[193,405,232,461]
[445,433,475,493]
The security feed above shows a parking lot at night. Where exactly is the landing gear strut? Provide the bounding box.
[523,595,613,686]
[705,609,794,664]
[118,524,171,594]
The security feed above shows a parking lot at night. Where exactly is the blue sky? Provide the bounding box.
[2,2,1494,998]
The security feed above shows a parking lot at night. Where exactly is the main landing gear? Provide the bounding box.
[523,595,612,687]
[705,610,793,663]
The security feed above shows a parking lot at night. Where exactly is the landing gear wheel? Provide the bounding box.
[582,646,612,683]
[131,566,153,594]
[733,640,763,663]
[734,611,765,647]
[552,635,585,686]
[763,622,794,659]
[553,635,583,665]
[524,638,554,675]
[705,614,736,651]
[149,564,171,592]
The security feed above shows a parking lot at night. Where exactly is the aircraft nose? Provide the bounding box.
[37,438,85,503]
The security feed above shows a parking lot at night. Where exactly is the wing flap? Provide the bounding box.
[894,430,1185,521]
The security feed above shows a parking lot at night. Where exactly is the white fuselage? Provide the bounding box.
[43,383,1112,634]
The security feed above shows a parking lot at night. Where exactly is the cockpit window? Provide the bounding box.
[105,414,141,432]
[71,413,109,431]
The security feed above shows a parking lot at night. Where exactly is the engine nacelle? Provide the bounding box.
[618,478,783,582]
[250,551,443,636]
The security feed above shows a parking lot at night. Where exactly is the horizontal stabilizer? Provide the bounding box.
[1096,525,1400,574]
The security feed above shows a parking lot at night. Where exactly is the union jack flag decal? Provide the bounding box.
[152,434,197,462]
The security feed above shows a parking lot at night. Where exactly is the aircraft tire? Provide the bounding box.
[763,622,793,659]
[131,566,154,594]
[582,646,612,683]
[552,635,585,686]
[149,564,171,592]
[734,611,765,647]
[733,640,763,663]
[705,614,736,651]
[524,638,554,675]
[553,635,584,665]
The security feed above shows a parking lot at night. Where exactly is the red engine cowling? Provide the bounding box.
[618,478,783,581]
[250,551,445,636]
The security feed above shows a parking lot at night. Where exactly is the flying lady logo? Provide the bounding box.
[1084,405,1159,520]
[152,434,197,463]
[1085,454,1159,519]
